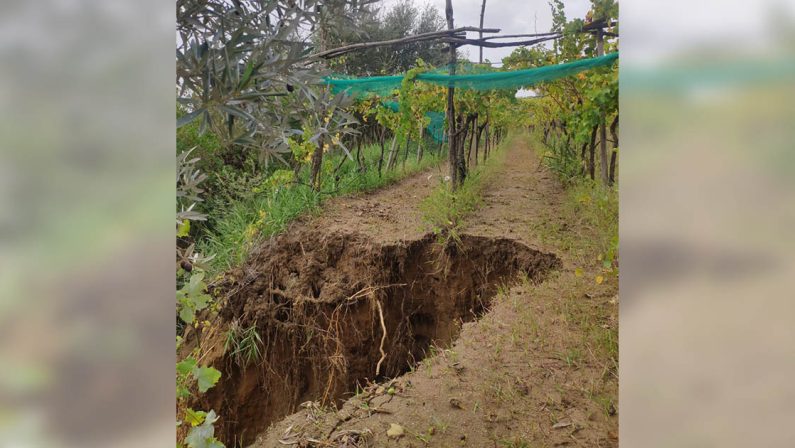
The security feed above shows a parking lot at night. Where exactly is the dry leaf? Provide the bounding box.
[386,423,405,438]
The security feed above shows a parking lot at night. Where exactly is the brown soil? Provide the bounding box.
[186,134,618,447]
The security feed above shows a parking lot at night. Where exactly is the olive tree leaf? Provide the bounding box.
[178,108,206,128]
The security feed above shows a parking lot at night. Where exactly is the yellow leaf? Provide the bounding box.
[595,275,604,285]
[177,219,191,237]
[574,268,583,277]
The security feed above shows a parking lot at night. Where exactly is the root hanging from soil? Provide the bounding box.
[374,299,387,377]
[181,229,560,447]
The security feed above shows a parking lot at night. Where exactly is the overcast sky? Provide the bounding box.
[380,0,592,64]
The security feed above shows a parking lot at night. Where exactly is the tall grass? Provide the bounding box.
[197,139,444,276]
[420,134,510,239]
[528,132,618,266]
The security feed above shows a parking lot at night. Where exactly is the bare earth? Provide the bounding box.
[250,134,619,447]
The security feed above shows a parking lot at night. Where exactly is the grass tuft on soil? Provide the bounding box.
[197,142,445,276]
[420,134,510,240]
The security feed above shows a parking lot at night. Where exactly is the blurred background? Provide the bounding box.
[620,0,795,445]
[0,0,793,446]
[0,0,175,446]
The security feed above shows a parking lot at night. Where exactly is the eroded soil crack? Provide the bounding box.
[184,229,559,447]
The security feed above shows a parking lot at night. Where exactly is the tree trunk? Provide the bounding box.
[377,129,386,177]
[465,115,476,167]
[609,115,618,185]
[588,124,598,180]
[386,134,399,170]
[402,138,411,169]
[417,126,424,162]
[475,120,485,165]
[580,141,588,176]
[456,113,467,184]
[483,121,490,162]
[355,137,363,172]
[310,136,324,190]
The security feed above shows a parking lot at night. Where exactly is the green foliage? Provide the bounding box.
[224,321,263,367]
[420,136,508,238]
[177,356,221,398]
[177,356,223,447]
[539,131,583,183]
[504,0,618,186]
[184,410,224,448]
[198,140,442,275]
[324,1,447,76]
[567,179,618,267]
[176,272,213,324]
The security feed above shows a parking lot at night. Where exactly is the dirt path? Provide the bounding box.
[298,162,448,244]
[246,135,619,447]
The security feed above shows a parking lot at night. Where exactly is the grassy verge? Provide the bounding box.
[419,134,510,242]
[527,133,618,268]
[197,140,444,275]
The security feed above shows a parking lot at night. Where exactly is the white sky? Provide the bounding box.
[380,0,592,64]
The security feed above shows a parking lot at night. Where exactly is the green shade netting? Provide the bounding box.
[378,101,446,142]
[325,52,618,96]
[425,112,446,142]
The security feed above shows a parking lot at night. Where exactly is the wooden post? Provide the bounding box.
[479,0,487,64]
[417,126,424,163]
[377,128,386,177]
[609,115,618,185]
[445,0,459,189]
[386,134,398,170]
[596,28,609,185]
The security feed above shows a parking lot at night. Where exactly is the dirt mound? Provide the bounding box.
[186,229,559,447]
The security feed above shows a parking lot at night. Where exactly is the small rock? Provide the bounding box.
[552,421,572,429]
[449,398,463,409]
[387,423,405,439]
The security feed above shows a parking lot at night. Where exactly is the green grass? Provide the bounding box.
[566,179,618,266]
[223,321,263,367]
[419,135,510,241]
[527,132,618,267]
[197,139,444,276]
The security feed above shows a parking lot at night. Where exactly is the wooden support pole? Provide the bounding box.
[445,0,459,190]
[479,0,487,64]
[308,26,500,60]
[596,28,609,185]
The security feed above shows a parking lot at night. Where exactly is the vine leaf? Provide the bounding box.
[185,410,224,448]
[185,408,207,426]
[195,366,222,393]
[177,357,198,375]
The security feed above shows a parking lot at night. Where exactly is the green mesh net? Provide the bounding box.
[377,101,446,142]
[325,52,618,96]
[346,53,619,144]
[425,112,446,143]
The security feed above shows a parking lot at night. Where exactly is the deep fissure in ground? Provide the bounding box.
[186,230,559,446]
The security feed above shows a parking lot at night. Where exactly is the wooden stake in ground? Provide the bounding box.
[445,0,459,190]
[596,28,609,185]
[479,0,487,64]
